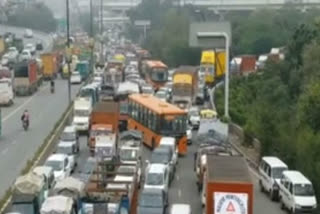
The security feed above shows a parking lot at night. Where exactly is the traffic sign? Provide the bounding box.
[214,192,248,214]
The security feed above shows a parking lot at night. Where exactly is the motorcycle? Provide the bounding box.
[22,119,29,131]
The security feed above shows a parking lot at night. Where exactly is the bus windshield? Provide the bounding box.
[151,68,168,82]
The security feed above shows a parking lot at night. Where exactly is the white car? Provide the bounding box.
[7,47,19,62]
[56,142,77,172]
[155,90,167,102]
[144,164,170,197]
[44,154,72,182]
[20,50,32,61]
[24,29,33,38]
[93,76,103,86]
[188,106,200,129]
[1,54,9,66]
[70,72,82,84]
[25,43,36,55]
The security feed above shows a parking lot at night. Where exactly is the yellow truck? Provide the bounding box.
[41,53,58,80]
[200,50,226,86]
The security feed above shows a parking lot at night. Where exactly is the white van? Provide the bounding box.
[259,156,288,201]
[72,97,92,133]
[279,170,317,213]
[170,204,191,214]
[158,137,178,165]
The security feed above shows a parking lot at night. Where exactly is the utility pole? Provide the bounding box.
[66,0,71,104]
[100,0,104,65]
[90,0,94,74]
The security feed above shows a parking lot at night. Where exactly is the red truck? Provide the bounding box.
[203,155,253,214]
[14,60,39,96]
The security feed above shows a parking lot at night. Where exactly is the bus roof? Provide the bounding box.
[145,60,168,68]
[129,94,186,115]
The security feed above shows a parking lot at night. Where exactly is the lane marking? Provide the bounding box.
[2,85,49,122]
[178,189,182,198]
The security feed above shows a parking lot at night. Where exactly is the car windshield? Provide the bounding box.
[45,160,63,171]
[57,145,73,155]
[118,166,135,174]
[272,167,287,179]
[75,109,89,117]
[294,184,315,196]
[151,151,171,164]
[72,73,80,77]
[61,131,76,141]
[146,173,164,186]
[189,109,199,117]
[156,92,166,99]
[139,192,163,207]
[120,149,138,161]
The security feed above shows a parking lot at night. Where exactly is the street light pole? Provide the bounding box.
[90,0,94,74]
[100,0,104,64]
[66,0,71,104]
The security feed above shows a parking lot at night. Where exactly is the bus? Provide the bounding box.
[141,60,168,91]
[127,94,188,155]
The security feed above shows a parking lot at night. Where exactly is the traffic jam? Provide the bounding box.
[4,33,318,214]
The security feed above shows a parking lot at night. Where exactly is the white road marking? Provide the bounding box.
[178,189,182,198]
[2,85,49,122]
[1,148,8,155]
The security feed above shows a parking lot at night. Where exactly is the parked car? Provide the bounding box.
[56,142,77,172]
[70,71,82,84]
[24,29,33,38]
[137,188,167,214]
[259,156,288,201]
[279,170,317,213]
[44,154,72,182]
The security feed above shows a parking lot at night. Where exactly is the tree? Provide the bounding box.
[7,3,57,33]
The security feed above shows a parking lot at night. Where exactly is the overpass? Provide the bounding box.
[101,0,320,11]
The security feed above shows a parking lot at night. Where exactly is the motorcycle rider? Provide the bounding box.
[21,110,30,128]
[50,79,55,93]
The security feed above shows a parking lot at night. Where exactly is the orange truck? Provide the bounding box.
[40,52,58,80]
[203,155,253,214]
[89,100,119,154]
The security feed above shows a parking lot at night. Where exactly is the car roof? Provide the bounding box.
[58,141,73,147]
[141,188,163,195]
[63,125,76,133]
[282,170,312,185]
[160,137,175,145]
[47,154,67,161]
[148,164,166,173]
[262,156,288,168]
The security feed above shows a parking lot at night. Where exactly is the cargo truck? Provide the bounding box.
[75,60,89,81]
[89,100,119,153]
[172,66,198,109]
[202,155,253,214]
[14,60,38,96]
[41,53,58,80]
[73,97,92,134]
[0,66,14,105]
[10,172,47,214]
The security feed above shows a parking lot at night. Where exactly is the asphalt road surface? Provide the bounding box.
[74,130,286,214]
[0,80,81,197]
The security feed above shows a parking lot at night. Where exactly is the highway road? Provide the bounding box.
[74,131,286,214]
[0,80,81,198]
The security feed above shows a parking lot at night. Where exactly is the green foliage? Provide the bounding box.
[216,18,320,200]
[6,3,57,33]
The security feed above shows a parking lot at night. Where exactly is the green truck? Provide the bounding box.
[76,61,89,81]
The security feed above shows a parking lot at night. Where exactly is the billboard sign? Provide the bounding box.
[214,192,248,214]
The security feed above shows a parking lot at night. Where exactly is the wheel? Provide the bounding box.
[280,198,285,210]
[259,180,264,192]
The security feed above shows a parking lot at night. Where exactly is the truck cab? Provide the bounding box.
[73,97,92,134]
